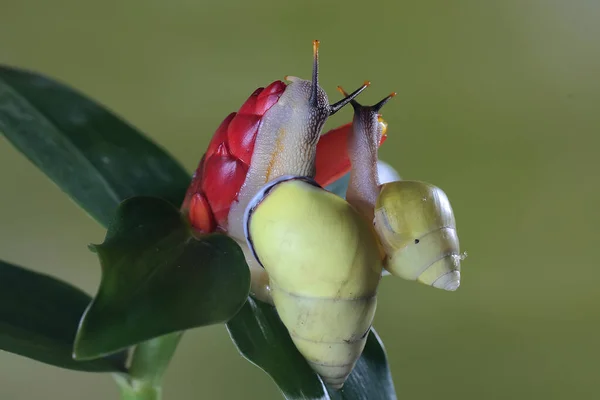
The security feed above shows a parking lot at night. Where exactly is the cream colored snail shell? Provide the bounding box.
[244,175,383,388]
[374,180,461,291]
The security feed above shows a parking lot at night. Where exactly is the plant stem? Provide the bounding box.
[129,332,182,385]
[114,374,161,400]
[114,332,183,400]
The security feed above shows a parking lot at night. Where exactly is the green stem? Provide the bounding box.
[114,332,183,400]
[114,374,161,400]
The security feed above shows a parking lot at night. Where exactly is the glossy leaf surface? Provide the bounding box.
[0,259,126,372]
[74,196,250,360]
[0,66,190,227]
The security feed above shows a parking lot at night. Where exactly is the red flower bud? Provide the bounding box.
[183,81,286,232]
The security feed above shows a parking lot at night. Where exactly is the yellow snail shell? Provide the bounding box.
[374,180,461,291]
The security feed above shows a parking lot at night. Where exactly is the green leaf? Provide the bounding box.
[0,259,126,372]
[0,66,190,227]
[74,196,250,360]
[226,297,397,400]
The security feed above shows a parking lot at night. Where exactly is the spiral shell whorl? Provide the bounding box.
[247,179,382,387]
[271,284,375,388]
[374,180,461,290]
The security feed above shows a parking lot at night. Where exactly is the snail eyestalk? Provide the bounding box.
[310,40,320,108]
[337,86,396,113]
[372,92,397,112]
[329,81,370,115]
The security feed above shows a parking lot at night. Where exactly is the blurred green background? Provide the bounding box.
[1,0,599,399]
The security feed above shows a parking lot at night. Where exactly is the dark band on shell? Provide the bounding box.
[243,175,322,268]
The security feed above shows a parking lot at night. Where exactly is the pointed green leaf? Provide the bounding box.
[74,197,250,360]
[226,297,397,400]
[0,66,190,226]
[0,259,126,372]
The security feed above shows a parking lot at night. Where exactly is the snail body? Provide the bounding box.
[245,176,382,388]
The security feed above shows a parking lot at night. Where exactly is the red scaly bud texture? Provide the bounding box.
[182,81,287,233]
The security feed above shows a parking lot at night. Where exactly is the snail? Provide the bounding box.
[182,40,465,388]
[339,87,463,290]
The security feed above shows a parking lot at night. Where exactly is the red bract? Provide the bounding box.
[182,81,286,232]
